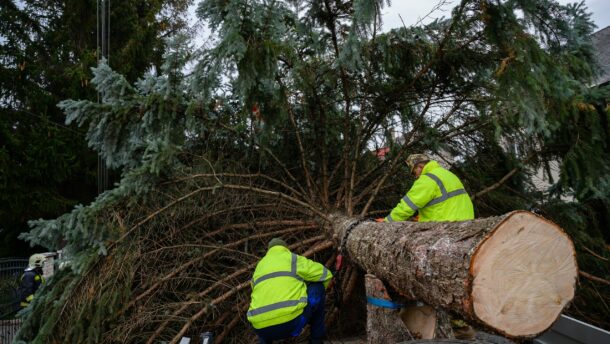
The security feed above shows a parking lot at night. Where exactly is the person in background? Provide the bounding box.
[19,253,45,308]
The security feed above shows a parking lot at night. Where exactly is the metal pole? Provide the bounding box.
[97,0,109,193]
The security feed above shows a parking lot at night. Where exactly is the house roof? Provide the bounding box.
[592,25,610,86]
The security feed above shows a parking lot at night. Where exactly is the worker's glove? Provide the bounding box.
[375,218,385,223]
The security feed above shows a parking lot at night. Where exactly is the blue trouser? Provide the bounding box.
[254,282,326,344]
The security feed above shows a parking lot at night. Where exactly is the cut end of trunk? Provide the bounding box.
[470,211,577,337]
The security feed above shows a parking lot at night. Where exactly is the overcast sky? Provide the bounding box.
[380,0,610,32]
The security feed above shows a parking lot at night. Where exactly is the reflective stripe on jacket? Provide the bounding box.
[385,160,474,222]
[247,246,332,329]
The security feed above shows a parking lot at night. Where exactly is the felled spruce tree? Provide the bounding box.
[16,0,609,342]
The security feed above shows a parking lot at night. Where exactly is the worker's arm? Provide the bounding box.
[295,255,333,288]
[385,176,437,222]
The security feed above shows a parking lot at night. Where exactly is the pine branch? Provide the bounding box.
[358,79,438,215]
[582,246,608,262]
[286,98,318,202]
[170,173,305,199]
[580,271,610,287]
[472,153,536,201]
[216,122,306,194]
[125,225,317,316]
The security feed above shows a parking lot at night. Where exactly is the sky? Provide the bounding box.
[380,0,610,32]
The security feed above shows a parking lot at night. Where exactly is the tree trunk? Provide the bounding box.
[364,274,455,341]
[399,303,455,339]
[365,274,414,343]
[329,211,578,338]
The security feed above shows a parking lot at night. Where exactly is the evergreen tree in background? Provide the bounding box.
[0,0,192,256]
[9,0,610,342]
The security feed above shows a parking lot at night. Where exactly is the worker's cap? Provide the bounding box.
[268,238,288,250]
[406,153,430,173]
[28,254,45,268]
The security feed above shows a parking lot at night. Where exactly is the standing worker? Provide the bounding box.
[247,238,333,344]
[19,254,46,308]
[378,153,474,223]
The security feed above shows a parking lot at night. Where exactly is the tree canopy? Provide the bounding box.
[0,0,192,256]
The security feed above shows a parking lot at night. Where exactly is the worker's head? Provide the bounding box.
[28,254,45,269]
[406,153,430,178]
[268,238,288,250]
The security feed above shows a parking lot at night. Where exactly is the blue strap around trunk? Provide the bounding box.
[366,296,406,309]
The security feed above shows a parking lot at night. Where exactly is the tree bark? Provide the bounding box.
[329,211,578,338]
[365,274,414,343]
[365,274,455,341]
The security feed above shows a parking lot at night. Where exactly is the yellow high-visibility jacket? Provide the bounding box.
[247,246,332,329]
[385,160,474,222]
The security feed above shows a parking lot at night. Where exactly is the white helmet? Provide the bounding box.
[28,254,45,268]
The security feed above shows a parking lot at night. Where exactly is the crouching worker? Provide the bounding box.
[247,238,333,344]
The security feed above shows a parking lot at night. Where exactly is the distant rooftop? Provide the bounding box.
[592,25,610,86]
